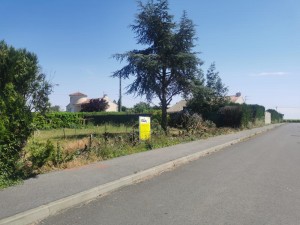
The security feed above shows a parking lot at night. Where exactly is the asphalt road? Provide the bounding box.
[39,123,300,225]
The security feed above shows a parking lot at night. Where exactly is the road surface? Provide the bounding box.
[40,123,300,225]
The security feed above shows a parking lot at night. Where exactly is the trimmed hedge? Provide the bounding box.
[284,119,300,123]
[217,104,265,128]
[33,112,152,129]
[249,104,265,122]
[83,113,151,126]
[33,113,84,129]
[266,109,284,123]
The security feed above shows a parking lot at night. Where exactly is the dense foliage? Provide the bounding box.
[217,104,266,128]
[33,112,84,129]
[0,41,53,183]
[113,0,202,132]
[32,112,154,129]
[80,98,108,112]
[187,63,228,119]
[267,109,284,123]
[132,102,152,113]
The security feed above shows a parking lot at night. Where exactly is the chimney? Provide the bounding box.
[236,92,241,97]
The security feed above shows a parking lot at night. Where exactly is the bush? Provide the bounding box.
[168,111,207,132]
[217,105,242,128]
[249,104,265,123]
[27,140,55,170]
[0,41,53,184]
[267,109,284,123]
[33,112,84,129]
[33,112,154,129]
[217,104,262,128]
[0,84,33,181]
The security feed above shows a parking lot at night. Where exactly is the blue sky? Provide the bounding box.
[1,0,299,118]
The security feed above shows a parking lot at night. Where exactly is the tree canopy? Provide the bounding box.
[187,63,228,119]
[0,40,53,183]
[80,98,109,112]
[113,0,202,132]
[133,101,152,113]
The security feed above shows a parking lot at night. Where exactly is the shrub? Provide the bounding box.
[27,140,55,171]
[267,109,284,123]
[33,112,84,129]
[217,105,242,128]
[0,84,33,181]
[249,104,265,123]
[33,112,155,129]
[217,104,266,128]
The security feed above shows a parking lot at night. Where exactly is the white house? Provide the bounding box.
[227,92,245,104]
[66,92,118,112]
[167,100,188,113]
[167,92,245,113]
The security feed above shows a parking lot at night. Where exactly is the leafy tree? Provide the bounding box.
[187,63,228,119]
[113,0,202,132]
[80,98,109,112]
[121,106,128,112]
[206,63,228,101]
[0,40,53,183]
[49,105,61,112]
[133,101,151,113]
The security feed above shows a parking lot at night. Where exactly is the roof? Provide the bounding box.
[229,96,239,103]
[167,100,187,113]
[69,92,87,97]
[227,95,245,104]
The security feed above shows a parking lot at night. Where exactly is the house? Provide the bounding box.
[167,100,187,113]
[66,92,118,112]
[167,92,245,113]
[227,92,245,104]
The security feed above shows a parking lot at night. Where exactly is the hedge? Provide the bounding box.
[217,104,265,128]
[83,113,151,126]
[283,119,300,123]
[33,112,152,130]
[266,109,284,123]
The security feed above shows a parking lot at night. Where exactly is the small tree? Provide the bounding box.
[187,63,228,119]
[80,98,109,112]
[113,0,202,133]
[49,105,61,112]
[0,40,53,182]
[206,63,228,102]
[133,102,151,113]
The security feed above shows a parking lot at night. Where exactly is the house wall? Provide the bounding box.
[70,95,88,106]
[106,103,118,112]
[103,95,118,112]
[67,95,88,112]
[235,96,245,104]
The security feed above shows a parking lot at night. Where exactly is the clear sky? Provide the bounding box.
[1,0,299,118]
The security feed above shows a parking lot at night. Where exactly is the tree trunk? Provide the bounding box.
[161,99,168,134]
[161,68,168,134]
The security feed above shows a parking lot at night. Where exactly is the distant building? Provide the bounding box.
[167,100,187,113]
[167,92,245,113]
[227,92,245,104]
[66,92,118,112]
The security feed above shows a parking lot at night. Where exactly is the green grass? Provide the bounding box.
[33,124,133,141]
[1,125,237,190]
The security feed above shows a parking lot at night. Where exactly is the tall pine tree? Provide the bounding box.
[113,0,202,132]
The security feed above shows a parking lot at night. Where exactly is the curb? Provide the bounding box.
[0,124,281,225]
